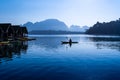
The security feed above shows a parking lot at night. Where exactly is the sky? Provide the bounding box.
[0,0,120,27]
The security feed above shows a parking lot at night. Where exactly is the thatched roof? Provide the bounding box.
[0,23,28,37]
[11,25,20,33]
[0,23,11,32]
[20,27,28,34]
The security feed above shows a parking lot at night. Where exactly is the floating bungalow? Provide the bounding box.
[0,23,28,41]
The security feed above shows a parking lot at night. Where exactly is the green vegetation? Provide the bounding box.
[86,18,120,35]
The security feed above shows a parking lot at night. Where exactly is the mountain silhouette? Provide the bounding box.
[86,18,120,35]
[69,25,89,32]
[23,19,68,31]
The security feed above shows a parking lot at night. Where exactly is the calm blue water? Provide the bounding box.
[0,34,120,80]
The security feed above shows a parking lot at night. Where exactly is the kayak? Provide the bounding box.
[62,41,78,44]
[0,41,10,45]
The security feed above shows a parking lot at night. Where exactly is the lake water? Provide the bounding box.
[0,34,120,80]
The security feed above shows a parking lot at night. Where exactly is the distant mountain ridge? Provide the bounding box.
[69,25,89,32]
[23,19,89,34]
[23,19,68,31]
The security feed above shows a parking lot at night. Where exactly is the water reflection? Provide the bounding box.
[29,36,80,49]
[0,35,120,80]
[89,37,120,42]
[61,42,72,47]
[29,35,120,52]
[0,41,28,63]
[1,35,119,62]
[89,37,120,51]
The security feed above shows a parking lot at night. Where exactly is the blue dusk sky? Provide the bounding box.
[0,0,120,26]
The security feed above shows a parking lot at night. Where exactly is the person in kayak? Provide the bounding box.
[69,38,72,43]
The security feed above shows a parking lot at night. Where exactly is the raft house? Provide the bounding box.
[0,23,28,42]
